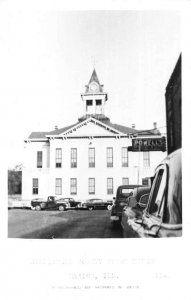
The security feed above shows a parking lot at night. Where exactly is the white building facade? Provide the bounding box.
[22,70,166,201]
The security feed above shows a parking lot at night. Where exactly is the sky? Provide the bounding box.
[0,4,181,168]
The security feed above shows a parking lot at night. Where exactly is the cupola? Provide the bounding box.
[81,69,108,116]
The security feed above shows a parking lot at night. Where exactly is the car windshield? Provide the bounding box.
[117,188,134,198]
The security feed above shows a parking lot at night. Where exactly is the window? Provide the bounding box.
[71,148,77,168]
[89,148,95,167]
[122,147,128,167]
[55,178,62,195]
[70,178,77,195]
[107,147,113,167]
[143,152,150,167]
[122,177,129,185]
[142,178,149,186]
[37,151,42,168]
[89,178,95,195]
[148,168,167,218]
[55,148,62,168]
[117,188,134,199]
[107,178,113,194]
[32,178,39,194]
[96,99,102,105]
[87,100,93,106]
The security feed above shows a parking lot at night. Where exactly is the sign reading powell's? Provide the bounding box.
[130,137,166,152]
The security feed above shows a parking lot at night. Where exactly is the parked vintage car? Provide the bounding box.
[121,186,151,237]
[127,149,182,238]
[110,185,143,224]
[31,196,69,211]
[58,198,81,209]
[82,198,113,211]
[8,198,31,209]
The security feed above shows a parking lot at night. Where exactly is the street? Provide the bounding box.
[8,209,122,239]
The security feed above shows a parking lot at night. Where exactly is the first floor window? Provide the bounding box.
[107,147,113,167]
[32,178,39,194]
[55,178,62,195]
[107,178,113,194]
[122,147,128,167]
[70,178,77,195]
[89,178,95,195]
[122,177,129,185]
[71,148,77,168]
[143,151,150,167]
[56,148,62,168]
[37,151,42,168]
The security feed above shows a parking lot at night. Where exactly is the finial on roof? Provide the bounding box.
[91,56,98,69]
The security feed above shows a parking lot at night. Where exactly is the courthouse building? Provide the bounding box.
[22,69,166,201]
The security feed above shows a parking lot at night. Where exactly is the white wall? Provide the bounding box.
[22,136,167,201]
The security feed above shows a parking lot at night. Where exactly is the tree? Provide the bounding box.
[8,170,22,195]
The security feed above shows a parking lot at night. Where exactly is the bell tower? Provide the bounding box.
[81,69,108,116]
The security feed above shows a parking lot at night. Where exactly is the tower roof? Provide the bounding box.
[85,69,104,93]
[88,69,100,85]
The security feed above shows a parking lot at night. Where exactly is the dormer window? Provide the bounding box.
[96,99,102,106]
[87,100,93,106]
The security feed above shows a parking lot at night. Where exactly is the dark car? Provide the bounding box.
[121,186,151,237]
[58,198,81,209]
[31,196,69,211]
[82,198,113,211]
[110,185,143,224]
[127,149,182,238]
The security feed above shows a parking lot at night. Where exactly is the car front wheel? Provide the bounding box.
[35,205,41,211]
[58,205,65,211]
[107,204,112,211]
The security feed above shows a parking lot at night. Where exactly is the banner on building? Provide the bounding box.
[129,137,166,152]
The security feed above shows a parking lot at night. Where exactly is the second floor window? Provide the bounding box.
[37,151,42,168]
[55,178,62,195]
[143,152,150,167]
[89,178,95,195]
[122,147,128,167]
[71,148,77,168]
[89,148,95,168]
[55,148,62,168]
[107,147,113,167]
[70,178,77,195]
[107,178,113,194]
[32,178,39,194]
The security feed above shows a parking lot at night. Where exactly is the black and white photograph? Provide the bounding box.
[0,0,190,299]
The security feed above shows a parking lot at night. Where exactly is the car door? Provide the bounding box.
[47,197,56,209]
[94,199,102,208]
[137,165,168,237]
